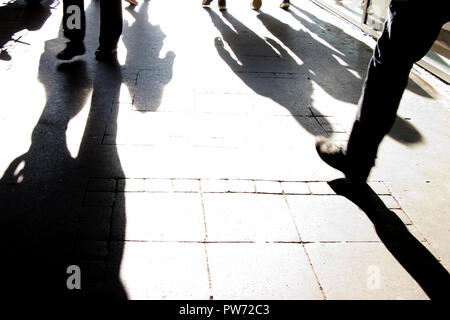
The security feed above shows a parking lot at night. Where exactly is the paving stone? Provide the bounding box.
[200,179,229,193]
[227,179,255,193]
[111,193,205,241]
[308,182,336,195]
[106,242,210,299]
[145,179,173,192]
[172,179,200,192]
[195,92,254,115]
[207,243,323,299]
[203,193,299,242]
[281,181,310,194]
[368,182,391,195]
[84,192,115,207]
[378,195,402,209]
[87,178,116,192]
[254,180,283,194]
[390,209,413,226]
[116,179,145,192]
[286,195,380,242]
[305,243,429,299]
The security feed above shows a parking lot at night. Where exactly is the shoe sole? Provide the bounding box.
[251,0,262,10]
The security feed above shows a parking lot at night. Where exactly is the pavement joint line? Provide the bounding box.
[281,190,327,299]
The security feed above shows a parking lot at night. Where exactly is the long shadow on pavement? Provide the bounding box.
[205,7,330,136]
[329,178,450,300]
[264,4,424,145]
[0,0,53,60]
[0,2,127,299]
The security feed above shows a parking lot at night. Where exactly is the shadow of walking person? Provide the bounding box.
[0,21,127,300]
[121,0,175,112]
[204,7,330,136]
[284,4,423,145]
[328,178,450,300]
[0,0,53,60]
[0,39,92,298]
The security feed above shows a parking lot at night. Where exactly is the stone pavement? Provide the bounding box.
[0,0,449,300]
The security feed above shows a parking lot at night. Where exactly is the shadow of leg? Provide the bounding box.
[328,178,450,300]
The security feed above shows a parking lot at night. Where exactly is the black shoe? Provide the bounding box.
[56,42,85,60]
[315,136,370,183]
[202,0,213,5]
[218,0,226,10]
[95,46,117,61]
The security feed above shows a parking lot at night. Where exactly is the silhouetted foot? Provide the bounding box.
[202,0,213,5]
[95,46,117,61]
[251,0,262,10]
[315,136,370,183]
[280,0,290,9]
[56,42,85,60]
[218,0,226,10]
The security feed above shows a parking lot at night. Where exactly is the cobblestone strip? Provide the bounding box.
[75,178,118,290]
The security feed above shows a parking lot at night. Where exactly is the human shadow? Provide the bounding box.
[0,4,127,299]
[0,0,53,60]
[328,178,450,300]
[285,4,423,144]
[121,0,175,112]
[205,7,330,136]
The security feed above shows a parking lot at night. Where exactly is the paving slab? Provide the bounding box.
[107,241,210,300]
[111,192,206,241]
[207,243,324,299]
[203,193,299,242]
[286,195,380,242]
[305,242,430,300]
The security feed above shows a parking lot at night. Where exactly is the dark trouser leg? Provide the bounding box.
[345,0,449,179]
[62,0,85,43]
[99,0,123,50]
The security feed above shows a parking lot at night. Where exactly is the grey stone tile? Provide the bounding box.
[308,182,336,195]
[200,179,229,193]
[281,181,310,195]
[305,243,429,299]
[172,179,200,192]
[111,193,205,241]
[390,209,413,226]
[286,195,380,242]
[227,179,256,193]
[254,180,282,194]
[203,193,299,242]
[207,243,323,299]
[107,242,210,299]
[368,182,391,195]
[117,178,147,192]
[379,195,402,209]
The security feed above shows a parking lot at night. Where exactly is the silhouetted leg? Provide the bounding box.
[58,0,86,59]
[96,0,122,59]
[345,0,449,179]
